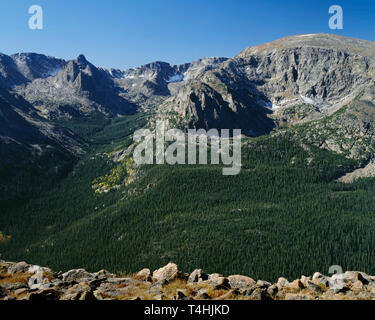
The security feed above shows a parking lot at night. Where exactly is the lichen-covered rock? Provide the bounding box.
[227,275,256,290]
[152,263,178,283]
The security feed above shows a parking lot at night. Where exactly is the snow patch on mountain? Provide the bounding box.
[44,67,63,77]
[265,101,281,110]
[301,95,316,105]
[166,74,183,83]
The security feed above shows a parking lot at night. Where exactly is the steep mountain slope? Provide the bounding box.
[10,53,67,81]
[0,54,85,168]
[289,86,375,162]
[157,34,375,137]
[0,90,83,184]
[0,54,29,89]
[0,53,66,88]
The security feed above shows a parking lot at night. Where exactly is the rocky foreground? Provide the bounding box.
[1,261,375,300]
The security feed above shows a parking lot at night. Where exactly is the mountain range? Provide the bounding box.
[1,34,375,281]
[0,51,228,164]
[1,34,375,171]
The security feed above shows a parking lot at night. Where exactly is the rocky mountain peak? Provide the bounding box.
[75,54,89,68]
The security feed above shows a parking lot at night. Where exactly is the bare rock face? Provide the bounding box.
[152,263,178,283]
[339,161,375,183]
[0,85,83,170]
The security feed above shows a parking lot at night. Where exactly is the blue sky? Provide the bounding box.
[1,0,374,69]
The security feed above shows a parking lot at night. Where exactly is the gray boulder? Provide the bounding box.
[153,263,178,283]
[228,275,256,290]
